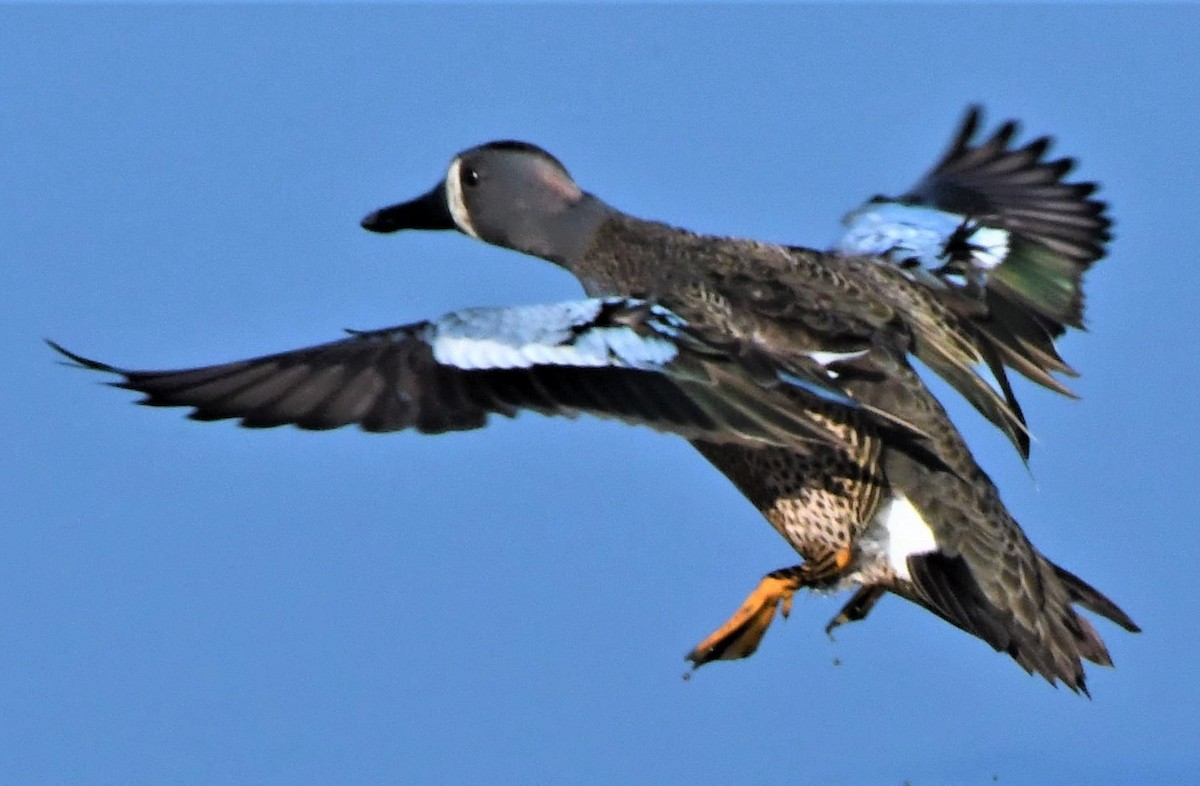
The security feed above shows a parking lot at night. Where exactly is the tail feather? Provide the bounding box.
[900,551,1139,695]
[1052,563,1142,633]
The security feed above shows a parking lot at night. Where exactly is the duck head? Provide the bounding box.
[362,141,605,266]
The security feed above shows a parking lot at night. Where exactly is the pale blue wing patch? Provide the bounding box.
[774,369,858,408]
[836,201,1010,273]
[429,298,679,372]
[430,299,870,419]
[761,350,868,408]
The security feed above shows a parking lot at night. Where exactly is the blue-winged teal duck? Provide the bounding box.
[52,108,1136,693]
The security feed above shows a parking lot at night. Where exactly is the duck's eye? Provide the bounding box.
[462,167,480,187]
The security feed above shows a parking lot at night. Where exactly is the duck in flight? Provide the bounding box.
[52,107,1136,693]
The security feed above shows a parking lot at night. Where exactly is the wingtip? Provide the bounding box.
[46,339,119,373]
[961,103,983,132]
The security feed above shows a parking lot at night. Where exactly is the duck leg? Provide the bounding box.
[824,585,886,636]
[686,546,852,668]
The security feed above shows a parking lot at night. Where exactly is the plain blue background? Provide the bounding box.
[4,6,1197,784]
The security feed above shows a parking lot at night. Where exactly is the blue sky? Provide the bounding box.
[4,6,1198,784]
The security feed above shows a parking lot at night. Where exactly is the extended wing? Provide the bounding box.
[51,297,913,452]
[833,106,1112,457]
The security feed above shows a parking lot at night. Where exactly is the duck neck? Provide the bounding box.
[567,210,706,298]
[523,193,611,273]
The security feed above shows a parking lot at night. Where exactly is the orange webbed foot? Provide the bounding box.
[685,571,803,668]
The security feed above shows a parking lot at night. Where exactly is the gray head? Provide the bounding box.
[361,141,607,265]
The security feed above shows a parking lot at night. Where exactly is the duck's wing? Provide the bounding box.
[832,106,1111,456]
[719,242,1031,461]
[50,297,898,451]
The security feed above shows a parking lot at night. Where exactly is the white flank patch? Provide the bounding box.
[445,158,479,239]
[875,493,938,581]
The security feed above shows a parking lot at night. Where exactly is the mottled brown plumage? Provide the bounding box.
[685,349,1138,694]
